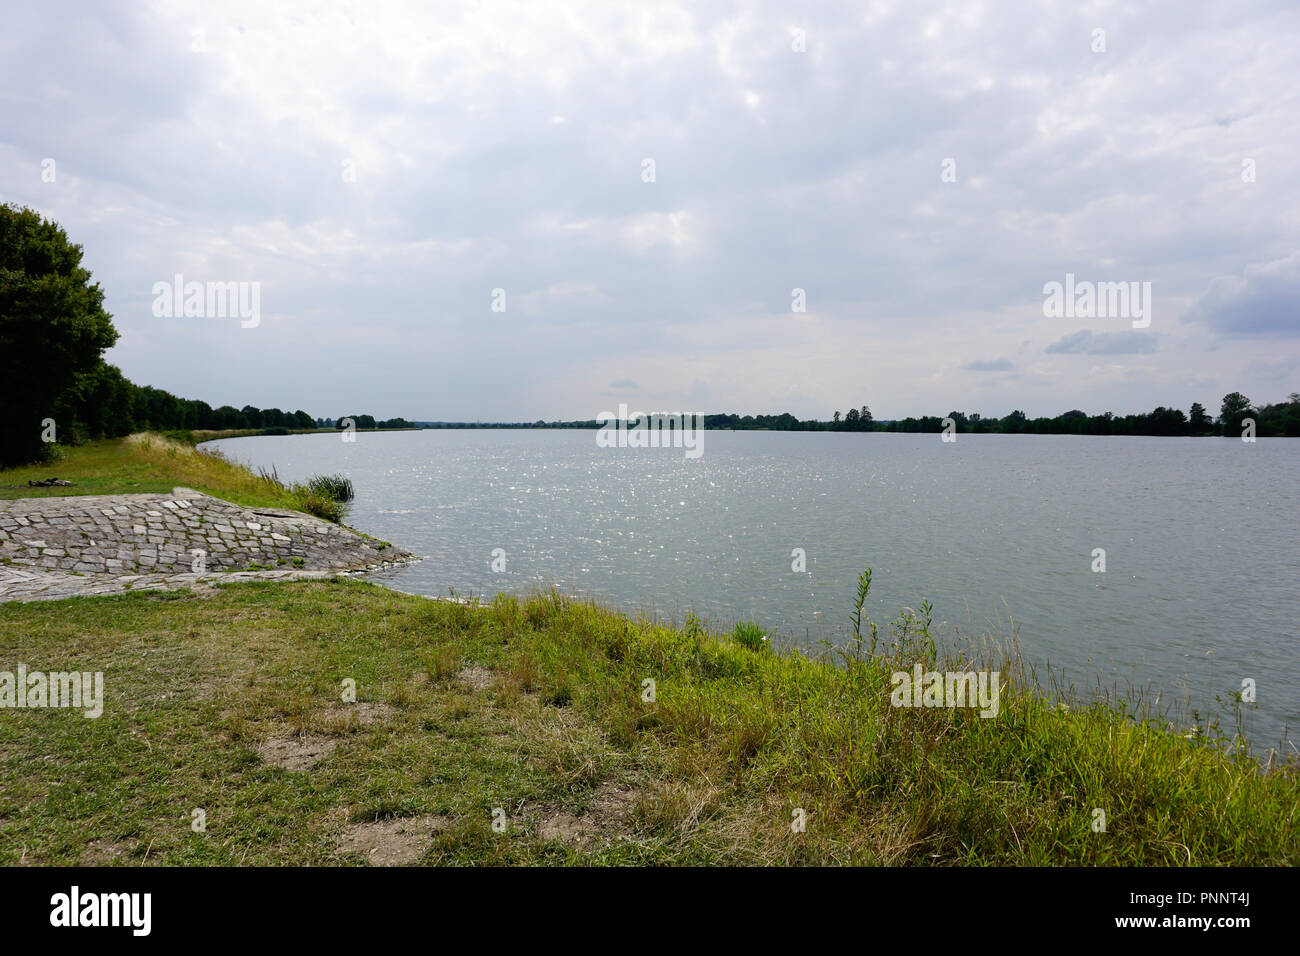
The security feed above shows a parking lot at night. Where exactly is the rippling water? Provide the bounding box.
[208,429,1300,748]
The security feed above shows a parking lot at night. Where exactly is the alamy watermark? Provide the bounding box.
[1042,273,1151,328]
[50,886,150,936]
[890,665,1000,718]
[596,403,705,459]
[152,274,260,328]
[1,665,103,718]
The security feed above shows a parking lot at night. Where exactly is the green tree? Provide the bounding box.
[1219,392,1253,437]
[1189,402,1211,433]
[1147,406,1188,436]
[0,204,118,465]
[211,405,247,429]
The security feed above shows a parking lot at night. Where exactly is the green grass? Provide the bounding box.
[731,619,769,651]
[306,474,355,503]
[0,434,303,508]
[0,578,1294,866]
[0,433,358,526]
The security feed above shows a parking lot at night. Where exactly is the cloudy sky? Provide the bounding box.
[3,0,1298,421]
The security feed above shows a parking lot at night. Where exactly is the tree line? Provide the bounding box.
[406,395,1299,436]
[0,204,413,467]
[34,359,415,457]
[826,393,1299,437]
[4,203,1296,468]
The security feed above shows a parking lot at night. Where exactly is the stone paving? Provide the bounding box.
[0,487,416,603]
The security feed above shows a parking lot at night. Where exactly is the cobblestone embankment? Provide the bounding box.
[0,487,414,603]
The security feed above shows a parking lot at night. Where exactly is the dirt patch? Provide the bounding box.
[540,812,601,846]
[536,783,642,848]
[457,665,496,691]
[81,839,134,865]
[337,815,451,866]
[322,701,393,729]
[591,782,640,819]
[256,733,336,770]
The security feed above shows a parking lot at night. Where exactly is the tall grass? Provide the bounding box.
[252,462,351,523]
[731,619,769,651]
[504,575,1298,864]
[307,474,354,502]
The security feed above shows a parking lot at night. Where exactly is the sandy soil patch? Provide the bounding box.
[536,782,642,847]
[456,665,496,691]
[539,812,601,846]
[256,733,336,770]
[80,838,134,865]
[322,701,393,729]
[337,815,451,866]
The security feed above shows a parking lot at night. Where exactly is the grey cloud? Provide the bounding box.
[1184,251,1300,338]
[1045,330,1158,355]
[0,0,1297,420]
[964,358,1014,372]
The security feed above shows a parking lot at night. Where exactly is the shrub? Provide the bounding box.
[306,473,354,502]
[731,619,769,651]
[295,491,346,523]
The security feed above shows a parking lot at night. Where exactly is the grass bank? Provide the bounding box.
[0,433,350,521]
[0,578,1295,865]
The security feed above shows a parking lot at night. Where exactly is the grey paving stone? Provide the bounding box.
[0,487,415,603]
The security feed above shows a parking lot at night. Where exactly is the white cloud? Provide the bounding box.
[1,0,1298,420]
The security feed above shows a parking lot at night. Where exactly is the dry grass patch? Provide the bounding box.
[456,665,496,691]
[533,782,644,849]
[500,653,540,698]
[80,839,136,865]
[425,645,459,683]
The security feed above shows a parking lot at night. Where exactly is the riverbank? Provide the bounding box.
[0,578,1295,864]
[0,433,322,508]
[0,435,410,602]
[0,435,1295,865]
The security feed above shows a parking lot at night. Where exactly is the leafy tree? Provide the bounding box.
[1189,402,1211,433]
[1001,409,1027,434]
[1254,393,1300,437]
[0,204,118,465]
[184,400,214,429]
[1220,392,1253,437]
[1147,405,1188,436]
[211,405,247,429]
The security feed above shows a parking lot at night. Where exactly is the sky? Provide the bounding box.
[2,0,1298,422]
